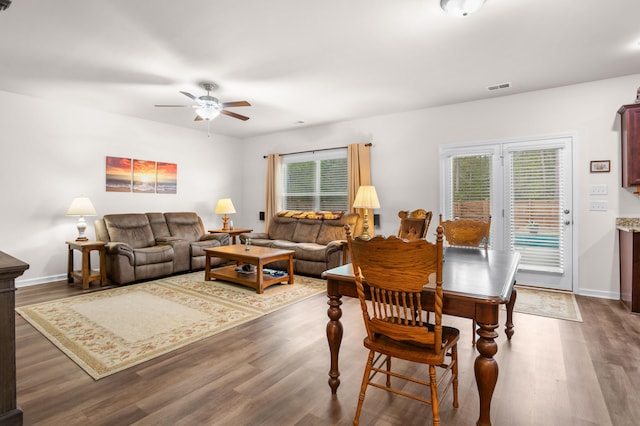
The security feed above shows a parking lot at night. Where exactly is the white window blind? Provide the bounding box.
[449,154,492,221]
[507,148,564,272]
[282,149,348,211]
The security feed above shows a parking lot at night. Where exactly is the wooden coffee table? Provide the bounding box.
[204,245,294,294]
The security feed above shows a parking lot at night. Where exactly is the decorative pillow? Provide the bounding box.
[277,210,344,220]
[278,210,303,218]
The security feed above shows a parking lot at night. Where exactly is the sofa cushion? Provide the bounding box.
[133,245,174,266]
[316,213,359,245]
[146,212,171,238]
[104,214,156,249]
[271,240,299,250]
[164,212,205,242]
[268,216,298,241]
[292,243,328,262]
[190,239,222,257]
[292,219,322,243]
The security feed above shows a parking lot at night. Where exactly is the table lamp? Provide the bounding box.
[352,185,380,239]
[215,198,236,231]
[66,196,97,241]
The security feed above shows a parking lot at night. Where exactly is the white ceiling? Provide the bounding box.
[1,0,639,139]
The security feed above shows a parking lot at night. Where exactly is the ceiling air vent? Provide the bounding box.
[487,82,511,91]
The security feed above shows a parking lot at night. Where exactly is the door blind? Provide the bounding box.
[450,154,492,221]
[507,148,564,272]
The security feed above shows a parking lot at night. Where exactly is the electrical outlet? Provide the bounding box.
[590,200,608,211]
[590,184,608,195]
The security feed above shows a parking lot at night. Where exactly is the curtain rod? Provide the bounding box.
[263,142,372,159]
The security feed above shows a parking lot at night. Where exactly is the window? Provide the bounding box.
[450,154,492,221]
[282,148,348,211]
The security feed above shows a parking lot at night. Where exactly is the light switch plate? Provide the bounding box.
[590,184,608,195]
[590,200,608,211]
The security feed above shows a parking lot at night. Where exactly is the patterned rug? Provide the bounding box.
[16,271,326,380]
[511,285,583,322]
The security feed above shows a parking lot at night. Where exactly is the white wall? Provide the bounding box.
[0,90,244,285]
[241,73,640,299]
[5,74,639,296]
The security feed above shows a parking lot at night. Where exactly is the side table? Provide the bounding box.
[66,240,107,289]
[208,228,253,245]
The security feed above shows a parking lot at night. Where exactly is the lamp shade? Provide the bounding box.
[65,196,97,216]
[215,198,236,214]
[196,107,220,121]
[440,0,486,17]
[352,186,380,209]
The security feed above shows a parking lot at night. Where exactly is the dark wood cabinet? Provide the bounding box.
[618,103,640,187]
[0,251,29,425]
[619,229,640,313]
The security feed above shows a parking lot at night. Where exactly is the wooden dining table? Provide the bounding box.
[322,246,520,426]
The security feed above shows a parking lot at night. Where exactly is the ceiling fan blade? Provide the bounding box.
[221,110,250,121]
[221,101,251,108]
[154,104,188,107]
[194,115,203,121]
[180,91,197,100]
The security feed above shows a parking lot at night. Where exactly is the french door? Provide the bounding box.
[440,136,574,291]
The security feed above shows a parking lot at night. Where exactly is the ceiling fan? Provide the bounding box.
[155,82,251,122]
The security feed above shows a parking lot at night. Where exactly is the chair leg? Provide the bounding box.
[472,320,477,345]
[353,350,375,426]
[385,355,391,387]
[429,364,440,426]
[452,344,459,408]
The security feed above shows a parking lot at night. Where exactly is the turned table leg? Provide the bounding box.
[475,304,500,426]
[326,281,343,394]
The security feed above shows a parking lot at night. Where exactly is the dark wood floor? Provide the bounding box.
[14,280,640,425]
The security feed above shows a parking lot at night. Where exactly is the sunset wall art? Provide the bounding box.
[106,156,177,194]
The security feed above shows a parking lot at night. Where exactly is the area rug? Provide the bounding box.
[15,272,326,380]
[511,285,583,322]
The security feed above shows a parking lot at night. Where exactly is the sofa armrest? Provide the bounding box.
[239,232,268,243]
[200,233,230,245]
[326,240,349,264]
[105,242,135,264]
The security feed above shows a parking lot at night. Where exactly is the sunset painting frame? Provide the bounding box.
[156,162,178,194]
[133,159,157,193]
[106,156,132,192]
[106,156,177,194]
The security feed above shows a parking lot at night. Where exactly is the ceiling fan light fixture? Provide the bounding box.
[196,107,220,121]
[440,0,486,17]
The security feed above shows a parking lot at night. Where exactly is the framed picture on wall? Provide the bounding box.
[106,156,132,192]
[590,160,610,173]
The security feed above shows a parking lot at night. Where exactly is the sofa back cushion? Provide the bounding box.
[164,212,205,242]
[292,219,322,243]
[103,214,156,249]
[146,212,171,238]
[316,212,360,245]
[268,216,298,241]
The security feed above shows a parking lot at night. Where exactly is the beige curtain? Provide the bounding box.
[264,153,282,232]
[348,143,372,213]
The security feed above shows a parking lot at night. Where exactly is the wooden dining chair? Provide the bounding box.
[439,214,491,344]
[397,209,432,240]
[346,225,459,426]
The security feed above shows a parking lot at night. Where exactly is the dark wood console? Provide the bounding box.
[0,251,29,425]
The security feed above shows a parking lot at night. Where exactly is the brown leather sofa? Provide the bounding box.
[239,210,360,276]
[95,212,229,284]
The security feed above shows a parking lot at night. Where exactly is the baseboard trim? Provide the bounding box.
[16,274,66,288]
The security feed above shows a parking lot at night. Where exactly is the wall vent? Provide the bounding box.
[487,82,511,91]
